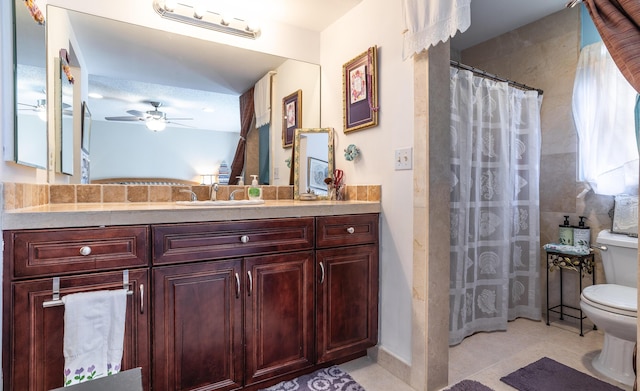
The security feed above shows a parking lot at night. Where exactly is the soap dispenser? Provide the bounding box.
[558,216,573,245]
[573,216,591,249]
[247,175,262,200]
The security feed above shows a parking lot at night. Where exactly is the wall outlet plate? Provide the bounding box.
[395,147,412,170]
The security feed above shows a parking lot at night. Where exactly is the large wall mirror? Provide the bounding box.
[14,0,47,169]
[293,128,334,199]
[30,6,321,184]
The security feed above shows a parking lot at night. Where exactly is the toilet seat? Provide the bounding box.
[581,284,637,317]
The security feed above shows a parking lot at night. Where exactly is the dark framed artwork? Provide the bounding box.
[81,101,92,153]
[343,45,378,133]
[282,89,302,148]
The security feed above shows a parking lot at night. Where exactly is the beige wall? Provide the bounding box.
[461,7,614,314]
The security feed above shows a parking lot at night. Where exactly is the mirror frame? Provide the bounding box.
[293,128,334,200]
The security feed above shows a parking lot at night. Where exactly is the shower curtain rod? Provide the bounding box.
[450,60,544,95]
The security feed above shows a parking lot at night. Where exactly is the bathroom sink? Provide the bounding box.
[176,200,265,207]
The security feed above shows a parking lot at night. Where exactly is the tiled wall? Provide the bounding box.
[461,8,614,316]
[2,183,382,210]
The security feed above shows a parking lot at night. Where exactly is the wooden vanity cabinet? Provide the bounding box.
[151,219,315,391]
[315,214,379,363]
[2,226,150,391]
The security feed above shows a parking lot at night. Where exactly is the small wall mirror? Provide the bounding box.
[14,0,47,169]
[293,128,334,199]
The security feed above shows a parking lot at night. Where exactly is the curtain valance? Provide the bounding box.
[584,0,640,92]
[402,0,471,60]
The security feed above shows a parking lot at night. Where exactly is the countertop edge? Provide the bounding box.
[2,201,381,230]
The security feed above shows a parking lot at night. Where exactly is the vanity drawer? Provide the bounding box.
[316,214,379,249]
[6,226,149,279]
[152,217,315,265]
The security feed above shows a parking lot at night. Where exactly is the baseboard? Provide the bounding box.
[367,346,412,383]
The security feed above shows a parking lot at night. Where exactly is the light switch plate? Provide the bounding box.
[395,147,413,170]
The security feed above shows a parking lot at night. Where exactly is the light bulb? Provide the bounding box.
[146,118,166,131]
[164,0,177,12]
[37,109,47,122]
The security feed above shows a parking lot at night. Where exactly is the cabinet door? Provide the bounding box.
[244,251,314,386]
[316,244,379,363]
[7,269,150,391]
[153,260,243,391]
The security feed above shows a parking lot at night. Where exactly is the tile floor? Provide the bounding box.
[340,317,634,391]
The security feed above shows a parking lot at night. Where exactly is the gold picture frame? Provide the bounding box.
[342,45,378,133]
[282,89,302,148]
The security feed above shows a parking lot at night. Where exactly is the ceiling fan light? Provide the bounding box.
[37,110,47,122]
[146,118,166,131]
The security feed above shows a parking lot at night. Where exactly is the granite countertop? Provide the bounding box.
[2,200,381,230]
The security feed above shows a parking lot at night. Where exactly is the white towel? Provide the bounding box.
[254,72,274,127]
[62,289,127,386]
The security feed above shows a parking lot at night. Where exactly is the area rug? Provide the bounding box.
[444,379,494,391]
[259,366,365,391]
[500,357,625,391]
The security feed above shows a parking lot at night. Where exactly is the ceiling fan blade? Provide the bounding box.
[62,103,71,109]
[126,110,147,117]
[18,102,37,108]
[165,117,193,121]
[105,116,143,121]
[166,121,196,128]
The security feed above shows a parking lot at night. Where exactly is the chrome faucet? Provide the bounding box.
[229,189,244,200]
[180,189,197,202]
[210,183,219,201]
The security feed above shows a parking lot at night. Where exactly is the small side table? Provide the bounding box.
[545,250,596,336]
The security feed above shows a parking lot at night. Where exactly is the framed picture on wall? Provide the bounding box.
[282,89,302,148]
[343,45,378,133]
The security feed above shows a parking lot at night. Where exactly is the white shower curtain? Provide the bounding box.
[449,67,542,346]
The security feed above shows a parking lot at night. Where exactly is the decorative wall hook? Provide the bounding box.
[344,144,360,161]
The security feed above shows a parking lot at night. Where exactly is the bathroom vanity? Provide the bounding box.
[2,201,379,391]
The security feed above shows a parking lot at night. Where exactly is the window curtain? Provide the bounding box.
[572,41,639,195]
[229,87,255,185]
[254,72,273,127]
[402,0,471,60]
[449,67,542,346]
[583,0,640,93]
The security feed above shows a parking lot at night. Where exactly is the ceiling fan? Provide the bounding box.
[18,99,71,120]
[105,101,193,131]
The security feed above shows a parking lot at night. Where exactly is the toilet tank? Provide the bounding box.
[596,230,638,288]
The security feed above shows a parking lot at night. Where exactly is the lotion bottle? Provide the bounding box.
[558,216,573,245]
[573,216,591,249]
[247,175,262,200]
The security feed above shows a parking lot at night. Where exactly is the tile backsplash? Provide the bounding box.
[2,183,381,210]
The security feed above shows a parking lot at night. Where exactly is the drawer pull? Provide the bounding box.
[247,271,253,296]
[346,227,355,234]
[140,284,144,314]
[319,262,325,284]
[240,235,250,244]
[79,246,92,256]
[235,273,240,299]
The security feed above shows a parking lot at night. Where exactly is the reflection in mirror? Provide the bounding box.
[40,7,320,185]
[57,52,74,175]
[14,0,47,168]
[293,128,334,199]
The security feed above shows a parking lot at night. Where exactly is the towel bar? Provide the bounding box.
[42,270,133,308]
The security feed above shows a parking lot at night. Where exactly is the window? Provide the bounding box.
[572,41,639,196]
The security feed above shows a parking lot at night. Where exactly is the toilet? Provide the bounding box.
[580,230,638,386]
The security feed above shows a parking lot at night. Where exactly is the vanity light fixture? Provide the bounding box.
[152,0,260,39]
